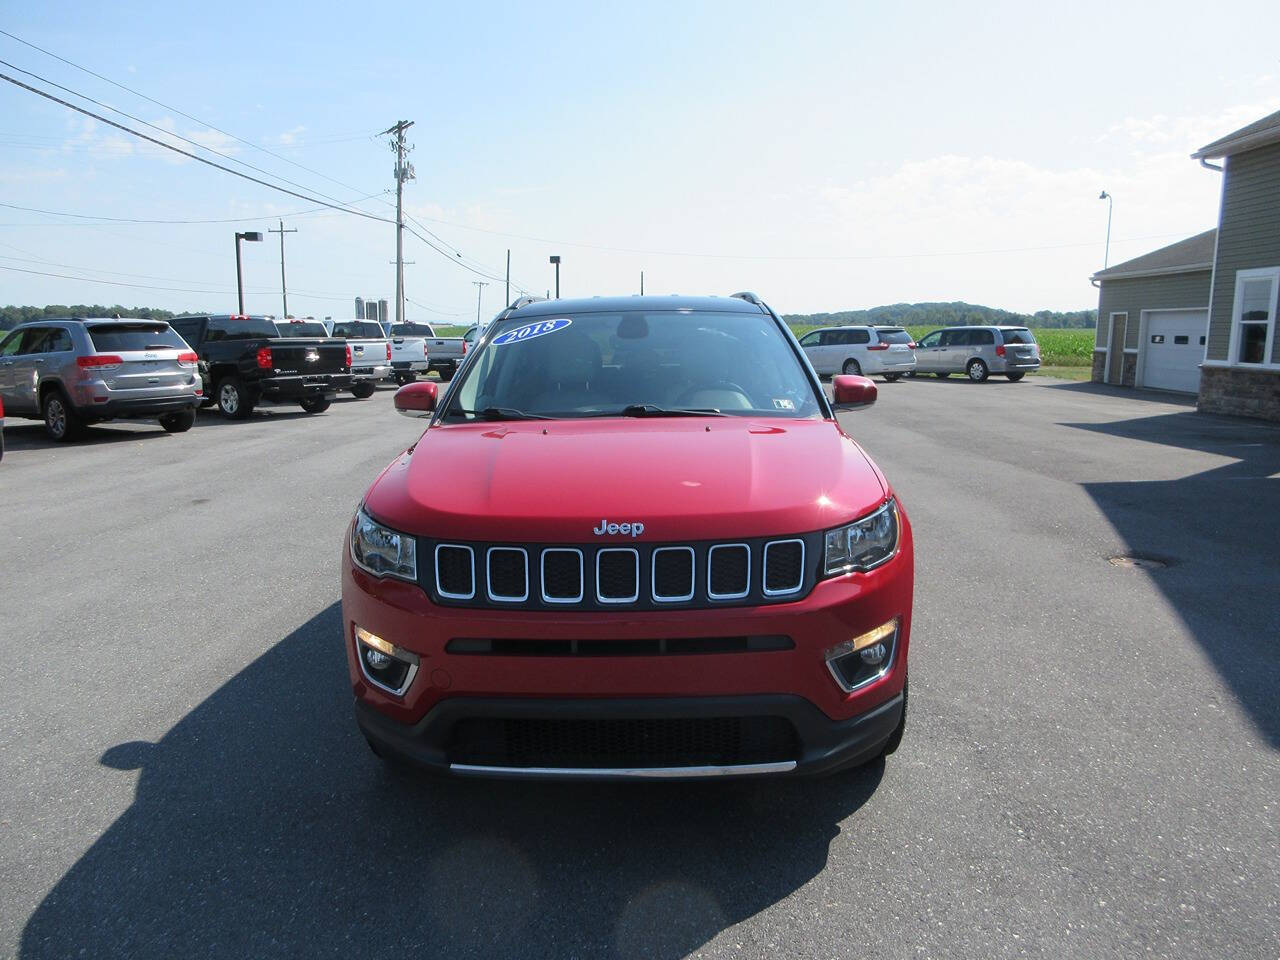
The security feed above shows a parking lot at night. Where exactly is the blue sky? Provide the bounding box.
[2,0,1278,321]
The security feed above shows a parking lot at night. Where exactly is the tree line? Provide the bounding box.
[783,301,1097,329]
[0,304,193,331]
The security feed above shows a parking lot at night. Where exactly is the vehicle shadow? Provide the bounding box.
[0,422,170,452]
[191,407,317,428]
[1042,380,1198,406]
[1062,410,1280,747]
[21,603,883,960]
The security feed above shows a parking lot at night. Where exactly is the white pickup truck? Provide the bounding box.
[385,321,467,382]
[322,320,392,398]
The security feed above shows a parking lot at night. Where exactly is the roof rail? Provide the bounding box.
[730,291,762,305]
[508,295,546,311]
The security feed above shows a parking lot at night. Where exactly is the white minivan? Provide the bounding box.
[798,326,916,380]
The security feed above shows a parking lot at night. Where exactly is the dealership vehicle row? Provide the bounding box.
[0,308,1039,443]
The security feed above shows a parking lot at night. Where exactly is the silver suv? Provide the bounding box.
[0,319,203,440]
[798,325,917,380]
[912,326,1040,382]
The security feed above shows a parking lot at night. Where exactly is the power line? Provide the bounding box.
[0,194,388,225]
[0,69,397,225]
[0,58,390,218]
[0,28,384,198]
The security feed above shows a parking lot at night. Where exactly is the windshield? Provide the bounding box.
[391,323,434,337]
[274,322,328,338]
[86,324,187,351]
[444,310,822,421]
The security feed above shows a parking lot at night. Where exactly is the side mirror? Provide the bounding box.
[832,375,877,409]
[394,381,438,418]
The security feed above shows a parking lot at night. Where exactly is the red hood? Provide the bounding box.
[363,418,887,542]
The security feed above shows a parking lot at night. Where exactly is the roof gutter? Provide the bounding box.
[1199,157,1223,172]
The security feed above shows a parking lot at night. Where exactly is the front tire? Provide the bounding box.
[217,377,254,419]
[842,358,862,376]
[967,359,989,383]
[884,373,902,382]
[351,382,376,399]
[438,367,455,382]
[935,372,950,379]
[1006,372,1025,382]
[300,396,332,414]
[159,410,196,433]
[394,372,414,386]
[42,389,82,442]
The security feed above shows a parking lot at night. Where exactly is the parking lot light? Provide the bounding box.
[234,231,264,314]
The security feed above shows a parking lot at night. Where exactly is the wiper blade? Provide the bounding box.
[447,406,553,421]
[618,404,725,418]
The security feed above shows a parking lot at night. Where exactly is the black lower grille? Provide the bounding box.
[448,716,799,768]
[436,546,474,597]
[445,635,794,656]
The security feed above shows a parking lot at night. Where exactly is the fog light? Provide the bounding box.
[824,619,898,693]
[354,625,419,697]
[860,642,886,665]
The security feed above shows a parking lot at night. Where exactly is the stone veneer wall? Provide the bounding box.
[1198,366,1280,422]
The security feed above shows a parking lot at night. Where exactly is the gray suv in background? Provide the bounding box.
[0,319,202,440]
[913,326,1041,382]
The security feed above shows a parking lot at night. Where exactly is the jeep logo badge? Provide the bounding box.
[593,519,644,538]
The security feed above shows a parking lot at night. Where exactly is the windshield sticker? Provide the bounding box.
[772,397,795,410]
[492,318,572,346]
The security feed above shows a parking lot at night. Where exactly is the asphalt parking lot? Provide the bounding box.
[1,378,1277,959]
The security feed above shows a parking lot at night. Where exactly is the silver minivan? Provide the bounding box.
[797,325,917,380]
[912,326,1040,382]
[0,318,202,440]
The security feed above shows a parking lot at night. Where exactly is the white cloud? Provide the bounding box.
[274,125,306,146]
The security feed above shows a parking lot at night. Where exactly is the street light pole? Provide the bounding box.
[1099,191,1113,269]
[234,231,263,314]
[473,281,488,325]
[549,255,561,298]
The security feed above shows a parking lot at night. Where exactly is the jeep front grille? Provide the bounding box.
[421,533,821,611]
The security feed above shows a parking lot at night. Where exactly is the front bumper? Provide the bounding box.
[342,516,913,778]
[356,691,903,779]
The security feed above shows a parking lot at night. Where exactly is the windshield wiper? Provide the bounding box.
[446,406,553,421]
[618,404,726,418]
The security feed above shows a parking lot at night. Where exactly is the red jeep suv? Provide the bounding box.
[342,293,913,779]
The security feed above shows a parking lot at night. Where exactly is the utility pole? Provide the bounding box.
[640,271,644,295]
[549,255,561,298]
[473,281,489,326]
[505,249,510,307]
[268,220,297,317]
[383,120,415,326]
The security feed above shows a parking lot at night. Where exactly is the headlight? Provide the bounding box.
[823,499,898,576]
[350,507,417,581]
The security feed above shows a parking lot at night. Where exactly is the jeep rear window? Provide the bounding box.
[332,322,384,338]
[86,324,188,352]
[447,310,822,420]
[876,329,913,344]
[275,322,328,337]
[1000,328,1035,344]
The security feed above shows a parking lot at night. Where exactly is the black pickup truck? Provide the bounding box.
[170,314,351,419]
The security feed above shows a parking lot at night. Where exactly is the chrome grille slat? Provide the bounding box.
[707,543,751,600]
[596,548,640,604]
[763,539,805,596]
[486,547,529,603]
[540,548,584,603]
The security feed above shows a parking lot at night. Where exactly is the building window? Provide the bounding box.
[1231,268,1279,365]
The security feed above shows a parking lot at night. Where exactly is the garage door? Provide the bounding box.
[1142,310,1207,393]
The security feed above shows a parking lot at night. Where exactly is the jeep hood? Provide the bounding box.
[363,418,888,542]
